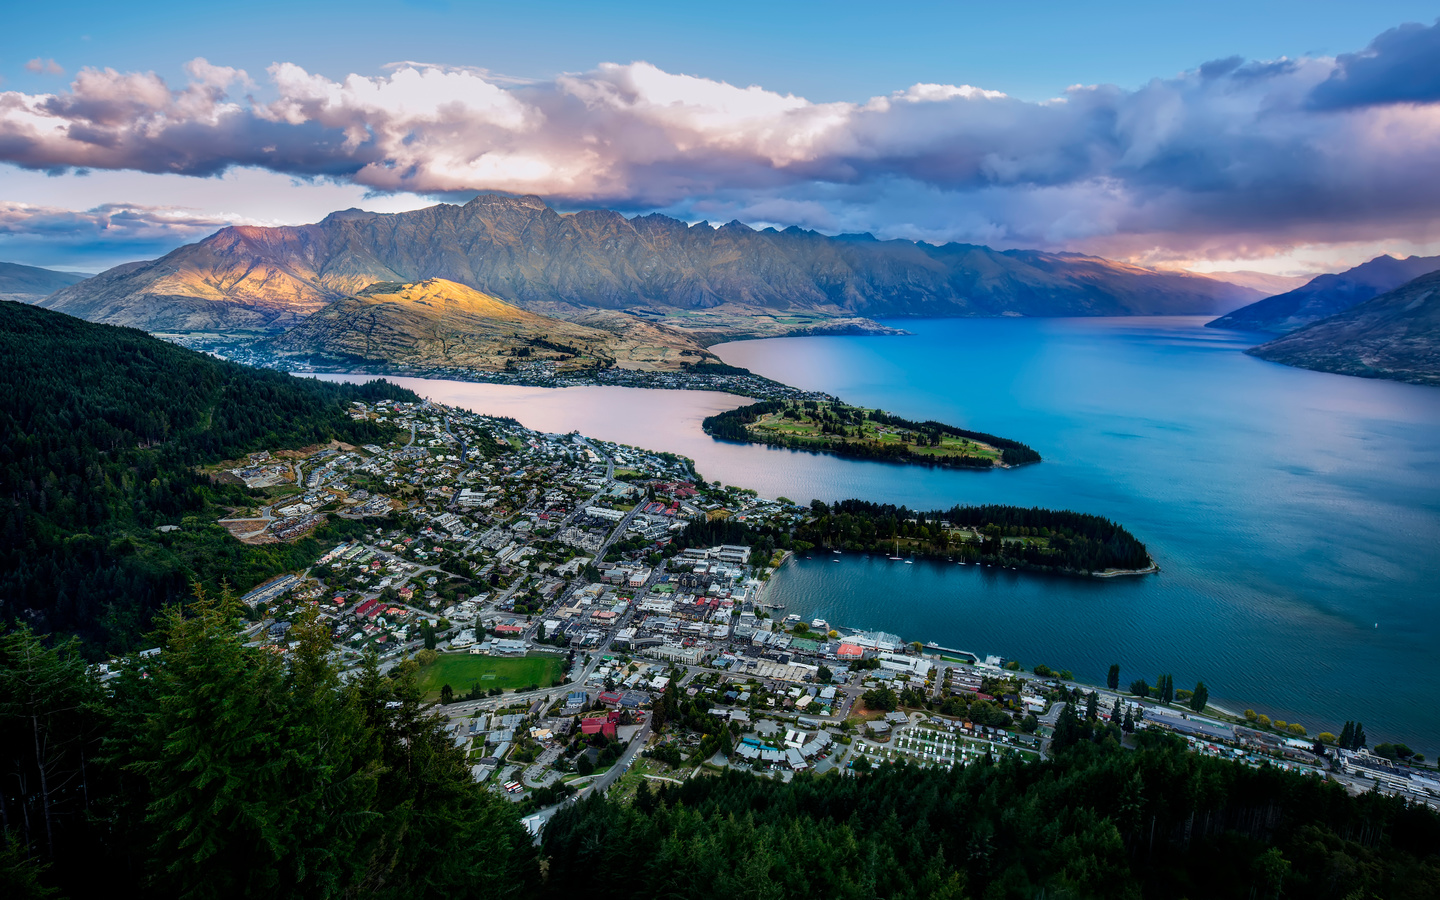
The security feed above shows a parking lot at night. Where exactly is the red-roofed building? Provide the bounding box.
[836,643,864,660]
[597,690,623,706]
[580,718,617,739]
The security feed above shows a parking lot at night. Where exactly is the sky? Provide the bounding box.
[1,1,1439,273]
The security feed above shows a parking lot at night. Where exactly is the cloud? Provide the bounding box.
[24,58,65,76]
[0,201,240,267]
[0,24,1437,262]
[0,200,236,237]
[1308,19,1440,109]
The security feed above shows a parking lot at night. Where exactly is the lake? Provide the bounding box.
[317,316,1440,752]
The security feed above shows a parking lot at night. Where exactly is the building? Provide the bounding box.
[878,652,932,678]
[580,718,618,740]
[646,643,704,666]
[716,544,750,564]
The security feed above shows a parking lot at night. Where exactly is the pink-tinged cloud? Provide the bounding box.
[24,58,65,76]
[0,21,1438,260]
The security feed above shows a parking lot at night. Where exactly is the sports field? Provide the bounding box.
[416,652,564,699]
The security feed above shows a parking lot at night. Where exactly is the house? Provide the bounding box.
[580,717,618,740]
[597,690,624,706]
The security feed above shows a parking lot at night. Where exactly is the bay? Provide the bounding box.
[317,316,1440,752]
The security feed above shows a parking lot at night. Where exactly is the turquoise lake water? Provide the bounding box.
[319,316,1440,751]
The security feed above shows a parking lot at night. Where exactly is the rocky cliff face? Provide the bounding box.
[266,278,720,371]
[0,261,88,304]
[1208,254,1440,335]
[1248,270,1440,385]
[40,194,1258,333]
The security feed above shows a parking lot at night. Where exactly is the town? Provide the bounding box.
[160,332,841,403]
[119,395,1439,839]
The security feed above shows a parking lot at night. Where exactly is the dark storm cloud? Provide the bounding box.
[1308,19,1440,109]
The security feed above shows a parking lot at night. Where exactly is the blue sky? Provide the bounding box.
[2,2,1439,272]
[5,0,1434,102]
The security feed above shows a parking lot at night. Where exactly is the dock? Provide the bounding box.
[923,642,977,663]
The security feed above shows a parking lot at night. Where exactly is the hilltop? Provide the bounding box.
[1209,254,1440,334]
[1248,269,1440,385]
[38,194,1259,337]
[0,260,88,303]
[265,278,723,372]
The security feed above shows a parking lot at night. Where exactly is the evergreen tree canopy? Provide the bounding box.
[0,301,418,651]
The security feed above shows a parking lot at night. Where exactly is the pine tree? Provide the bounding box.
[1339,721,1355,750]
[1189,681,1208,713]
[117,584,297,896]
[1157,674,1175,705]
[1085,691,1099,721]
[0,624,104,862]
[1354,722,1367,749]
[1107,663,1120,691]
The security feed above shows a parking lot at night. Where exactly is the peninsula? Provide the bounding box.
[702,399,1041,469]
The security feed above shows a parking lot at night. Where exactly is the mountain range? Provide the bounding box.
[36,193,1260,337]
[1248,269,1440,385]
[0,260,88,304]
[1208,254,1440,334]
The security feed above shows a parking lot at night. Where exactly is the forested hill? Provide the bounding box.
[545,735,1440,899]
[674,499,1152,575]
[0,300,418,651]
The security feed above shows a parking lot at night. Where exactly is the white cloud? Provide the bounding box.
[0,21,1437,264]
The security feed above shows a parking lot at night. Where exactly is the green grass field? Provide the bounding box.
[416,652,565,699]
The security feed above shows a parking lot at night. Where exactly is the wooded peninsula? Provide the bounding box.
[673,499,1155,576]
[703,399,1041,469]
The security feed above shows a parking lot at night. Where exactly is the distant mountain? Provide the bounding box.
[267,278,720,371]
[39,194,1259,335]
[1199,270,1312,296]
[1248,270,1440,385]
[0,260,88,303]
[1208,254,1440,334]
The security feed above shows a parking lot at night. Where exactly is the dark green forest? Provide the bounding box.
[5,600,1439,900]
[543,739,1440,900]
[671,499,1152,574]
[0,592,536,900]
[703,400,1042,467]
[0,301,418,652]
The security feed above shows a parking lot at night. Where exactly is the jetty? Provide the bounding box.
[923,642,978,663]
